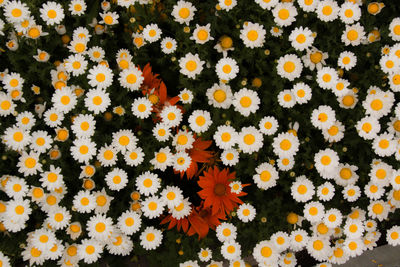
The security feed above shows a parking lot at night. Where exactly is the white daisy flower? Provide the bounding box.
[39,1,64,25]
[181,260,200,267]
[152,123,172,142]
[4,1,30,23]
[338,51,357,70]
[339,2,361,24]
[370,162,392,187]
[278,89,296,108]
[389,17,400,41]
[332,78,350,97]
[71,114,96,138]
[291,176,315,203]
[191,23,213,44]
[216,222,237,242]
[52,87,77,114]
[84,88,111,114]
[386,226,400,246]
[341,23,366,46]
[372,133,396,157]
[306,236,332,262]
[105,168,128,191]
[343,238,364,257]
[389,72,400,92]
[30,228,57,251]
[215,57,239,81]
[311,105,336,130]
[240,22,266,48]
[171,197,192,220]
[136,171,161,197]
[179,53,204,79]
[5,198,31,223]
[342,185,361,202]
[232,88,260,117]
[87,214,114,241]
[93,189,113,214]
[297,0,319,12]
[73,190,96,213]
[289,26,314,51]
[124,147,145,166]
[160,105,183,127]
[131,97,152,119]
[87,46,105,62]
[272,2,298,27]
[356,116,380,140]
[229,181,243,194]
[252,240,279,265]
[304,201,325,223]
[270,26,283,37]
[87,64,113,89]
[77,239,103,264]
[40,165,63,191]
[106,231,133,256]
[69,0,86,16]
[160,185,184,208]
[173,130,195,151]
[198,247,212,262]
[221,149,240,166]
[290,229,309,252]
[316,0,339,22]
[322,121,345,143]
[344,219,364,239]
[214,125,238,150]
[221,241,241,260]
[292,82,312,104]
[141,196,165,219]
[70,138,97,163]
[150,147,174,171]
[44,108,64,128]
[172,151,192,172]
[237,126,263,154]
[379,54,400,74]
[259,116,279,135]
[277,156,295,171]
[171,0,196,25]
[188,110,212,133]
[15,111,35,130]
[276,54,303,81]
[160,37,177,54]
[253,162,279,190]
[140,226,163,250]
[65,54,87,76]
[4,176,28,199]
[206,83,233,109]
[17,152,42,176]
[117,210,142,235]
[99,11,119,25]
[3,126,31,151]
[179,88,194,104]
[47,206,71,230]
[302,47,328,71]
[316,67,338,90]
[0,92,15,117]
[119,67,144,91]
[323,208,342,228]
[272,132,300,158]
[391,170,400,190]
[237,203,256,223]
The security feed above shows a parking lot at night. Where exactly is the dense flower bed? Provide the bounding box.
[1,0,400,266]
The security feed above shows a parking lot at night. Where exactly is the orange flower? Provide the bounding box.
[197,167,246,216]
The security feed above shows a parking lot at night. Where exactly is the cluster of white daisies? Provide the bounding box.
[1,0,400,267]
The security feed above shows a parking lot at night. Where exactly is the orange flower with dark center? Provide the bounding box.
[197,166,246,216]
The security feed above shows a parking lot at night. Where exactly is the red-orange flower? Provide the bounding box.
[197,167,246,216]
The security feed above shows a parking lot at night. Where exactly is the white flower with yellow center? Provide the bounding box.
[215,58,239,82]
[142,196,165,219]
[15,111,34,130]
[363,90,394,118]
[47,206,71,230]
[52,87,77,114]
[253,162,279,190]
[39,1,64,25]
[136,171,161,197]
[237,203,256,222]
[314,148,339,178]
[323,208,342,228]
[106,231,134,256]
[218,0,237,11]
[344,219,364,239]
[311,105,336,130]
[68,37,87,54]
[172,151,192,172]
[369,161,392,187]
[356,116,380,140]
[73,190,96,213]
[278,89,296,108]
[87,64,113,89]
[93,189,113,214]
[71,114,96,138]
[0,92,15,117]
[290,229,309,252]
[322,120,345,143]
[316,67,338,90]
[142,23,162,43]
[238,126,263,154]
[372,133,396,157]
[69,0,86,16]
[221,149,239,166]
[342,184,361,202]
[216,222,237,242]
[131,97,152,119]
[65,53,87,76]
[117,210,142,235]
[33,49,49,62]
[30,228,57,251]
[112,129,137,153]
[160,37,177,54]
[43,108,64,128]
[271,231,290,252]
[343,238,364,257]
[386,226,400,246]
[389,72,400,91]
[240,22,266,48]
[105,168,128,191]
[214,125,238,150]
[198,247,212,262]
[96,145,117,167]
[17,152,42,176]
[206,83,233,109]
[297,0,319,12]
[5,198,31,223]
[389,17,400,41]
[4,176,28,199]
[272,132,300,158]
[40,165,63,191]
[3,126,31,151]
[254,0,278,10]
[171,0,196,25]
[84,88,111,114]
[272,2,298,27]
[368,200,390,221]
[191,23,213,44]
[316,0,339,22]
[160,185,183,208]
[334,163,358,186]
[77,238,103,264]
[302,47,328,71]
[338,51,357,70]
[119,66,144,91]
[188,110,212,133]
[277,54,303,81]
[364,181,385,200]
[291,176,315,203]
[339,2,361,24]
[277,156,295,171]
[252,240,279,265]
[259,116,279,135]
[3,72,24,91]
[221,241,241,261]
[270,26,283,37]
[179,88,194,104]
[72,26,91,41]
[289,26,314,51]
[173,130,195,151]
[341,23,365,46]
[87,46,105,62]
[152,123,171,142]
[70,138,96,164]
[99,11,119,25]
[391,170,400,190]
[232,88,260,116]
[140,226,163,250]
[306,235,332,262]
[4,1,30,23]
[87,214,114,241]
[332,78,350,97]
[171,197,192,220]
[160,105,183,127]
